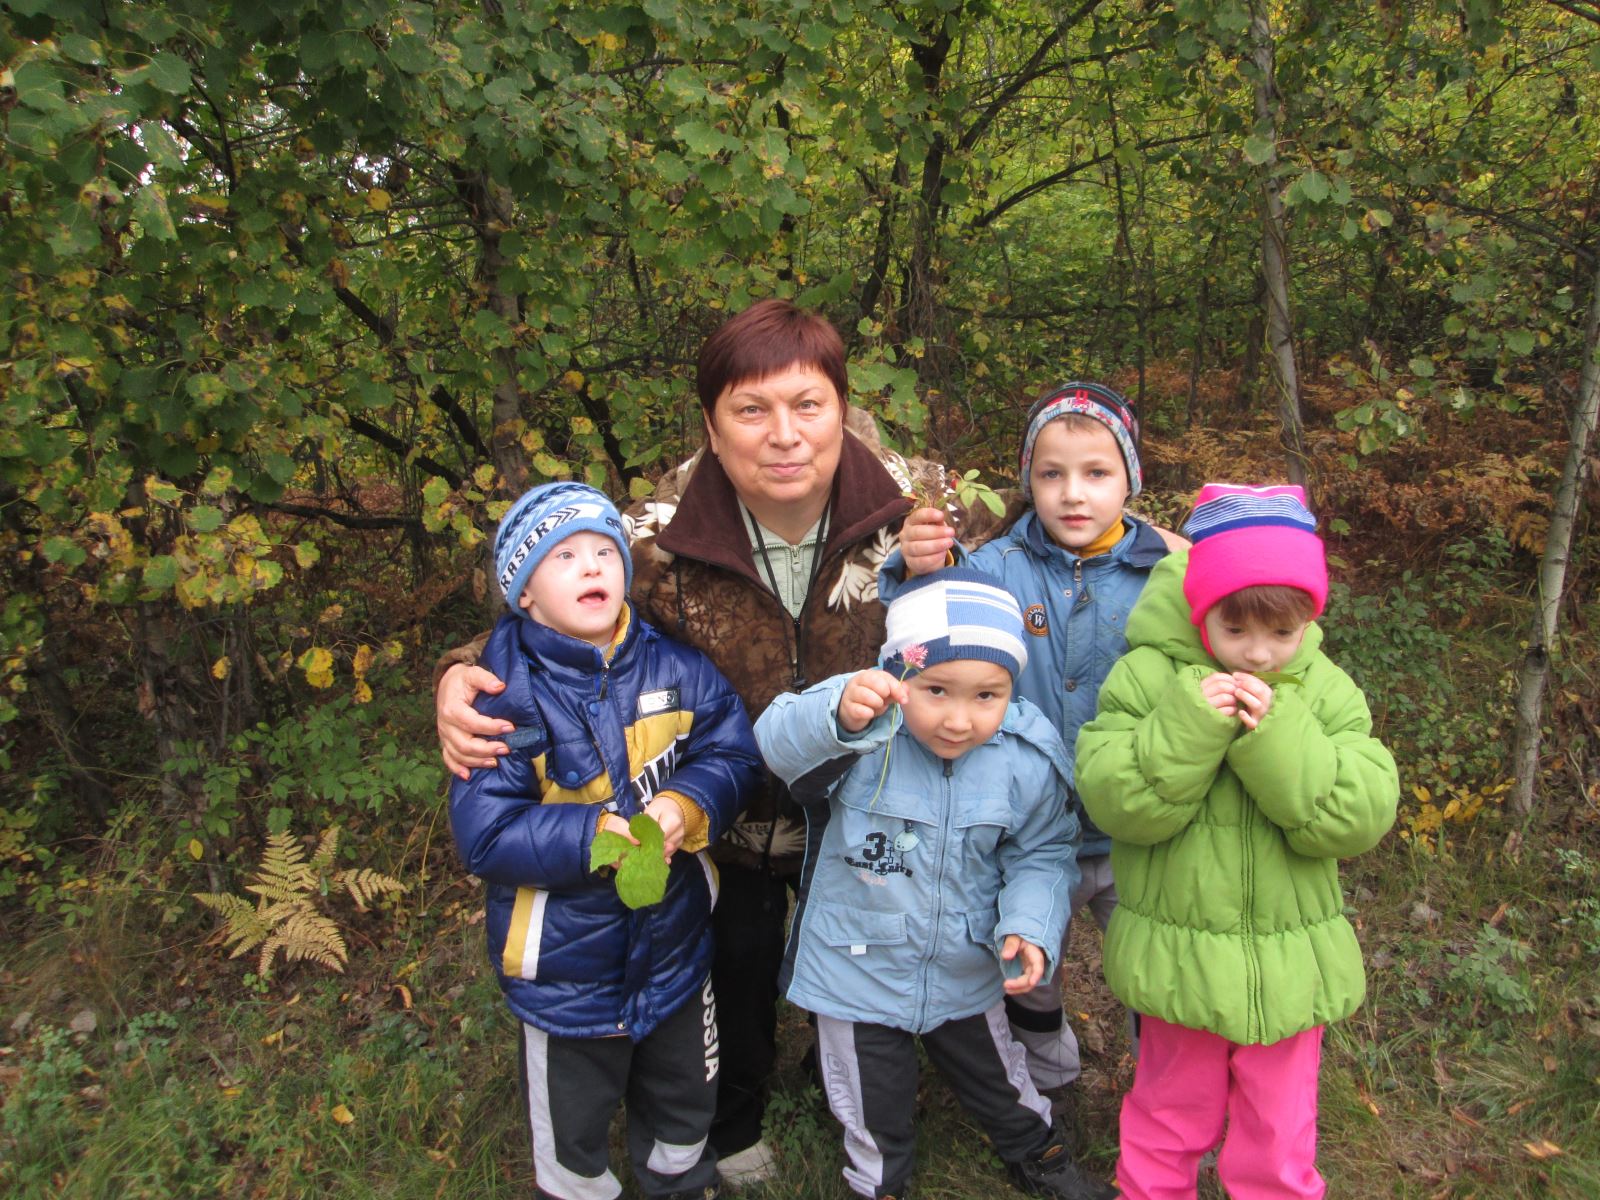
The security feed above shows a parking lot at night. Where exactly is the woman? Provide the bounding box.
[436,299,1014,1185]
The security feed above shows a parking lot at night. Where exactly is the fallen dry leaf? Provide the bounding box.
[331,1103,355,1126]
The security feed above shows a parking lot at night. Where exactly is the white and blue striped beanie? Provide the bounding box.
[493,481,632,612]
[880,567,1028,679]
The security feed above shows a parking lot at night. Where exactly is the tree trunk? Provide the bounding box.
[474,177,531,496]
[1509,250,1600,815]
[1250,3,1308,488]
[136,603,222,892]
[898,22,957,411]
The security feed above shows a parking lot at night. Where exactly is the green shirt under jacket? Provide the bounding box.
[1076,552,1398,1046]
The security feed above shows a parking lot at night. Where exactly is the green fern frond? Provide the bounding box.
[256,829,317,894]
[194,892,273,957]
[245,880,311,904]
[309,826,340,875]
[336,868,405,911]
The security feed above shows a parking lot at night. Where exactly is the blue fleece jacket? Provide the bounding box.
[756,674,1078,1033]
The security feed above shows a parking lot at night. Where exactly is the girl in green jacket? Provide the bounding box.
[1075,484,1398,1200]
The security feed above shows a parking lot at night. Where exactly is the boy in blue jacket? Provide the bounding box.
[755,568,1116,1200]
[450,482,762,1200]
[886,383,1181,1102]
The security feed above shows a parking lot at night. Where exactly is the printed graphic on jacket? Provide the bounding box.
[843,828,915,879]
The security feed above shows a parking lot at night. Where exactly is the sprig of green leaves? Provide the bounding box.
[589,813,670,909]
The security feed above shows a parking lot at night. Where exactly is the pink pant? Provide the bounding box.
[1117,1016,1325,1200]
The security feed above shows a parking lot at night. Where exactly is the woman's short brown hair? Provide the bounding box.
[696,299,848,414]
[1214,584,1317,628]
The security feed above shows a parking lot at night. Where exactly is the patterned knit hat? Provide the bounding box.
[493,482,633,613]
[880,567,1029,680]
[1019,382,1142,500]
[1181,483,1327,629]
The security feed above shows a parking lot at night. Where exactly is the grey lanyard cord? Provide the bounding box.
[742,500,830,690]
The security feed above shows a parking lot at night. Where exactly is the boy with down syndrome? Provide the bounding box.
[449,482,762,1200]
[754,567,1118,1200]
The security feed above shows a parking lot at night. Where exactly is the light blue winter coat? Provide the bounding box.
[882,512,1171,856]
[756,674,1079,1033]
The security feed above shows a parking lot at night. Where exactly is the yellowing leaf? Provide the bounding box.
[294,542,320,569]
[212,656,231,680]
[261,1028,284,1046]
[597,31,624,51]
[331,1103,356,1125]
[188,838,204,861]
[352,644,375,675]
[318,603,345,624]
[298,647,335,689]
[366,188,391,211]
[353,680,373,704]
[1522,1139,1562,1159]
[561,369,586,391]
[1412,784,1432,804]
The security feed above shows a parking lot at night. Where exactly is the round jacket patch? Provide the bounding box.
[1024,603,1050,637]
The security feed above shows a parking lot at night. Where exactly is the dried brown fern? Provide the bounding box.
[194,826,403,980]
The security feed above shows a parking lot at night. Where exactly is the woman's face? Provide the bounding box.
[705,363,845,517]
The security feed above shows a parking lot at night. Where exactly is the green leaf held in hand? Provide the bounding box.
[588,813,670,909]
[1252,671,1302,687]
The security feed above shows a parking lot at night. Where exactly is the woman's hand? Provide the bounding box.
[437,663,513,778]
[837,669,909,734]
[1000,934,1046,993]
[899,506,956,576]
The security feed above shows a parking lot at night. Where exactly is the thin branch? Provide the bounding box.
[970,133,1206,229]
[265,502,421,531]
[345,415,465,488]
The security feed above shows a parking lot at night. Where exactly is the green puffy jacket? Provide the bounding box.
[1076,553,1398,1045]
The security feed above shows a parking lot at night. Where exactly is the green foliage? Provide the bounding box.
[1445,924,1536,1017]
[163,695,441,858]
[589,812,670,909]
[1323,533,1516,848]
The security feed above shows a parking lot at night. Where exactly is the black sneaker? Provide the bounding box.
[1007,1135,1117,1200]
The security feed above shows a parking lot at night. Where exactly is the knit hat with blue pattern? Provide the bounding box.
[493,482,632,613]
[1019,381,1142,499]
[880,567,1029,680]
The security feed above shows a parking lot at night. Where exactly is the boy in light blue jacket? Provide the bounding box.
[884,383,1182,1101]
[755,568,1116,1200]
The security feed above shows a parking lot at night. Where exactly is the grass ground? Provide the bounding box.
[2,803,1597,1198]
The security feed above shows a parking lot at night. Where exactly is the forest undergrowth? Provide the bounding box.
[3,376,1597,1199]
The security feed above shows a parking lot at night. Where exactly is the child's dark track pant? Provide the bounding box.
[816,1003,1056,1199]
[520,974,721,1200]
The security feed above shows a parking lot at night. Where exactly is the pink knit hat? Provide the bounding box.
[1181,483,1328,631]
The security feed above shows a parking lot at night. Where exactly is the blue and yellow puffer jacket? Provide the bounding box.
[449,605,761,1040]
